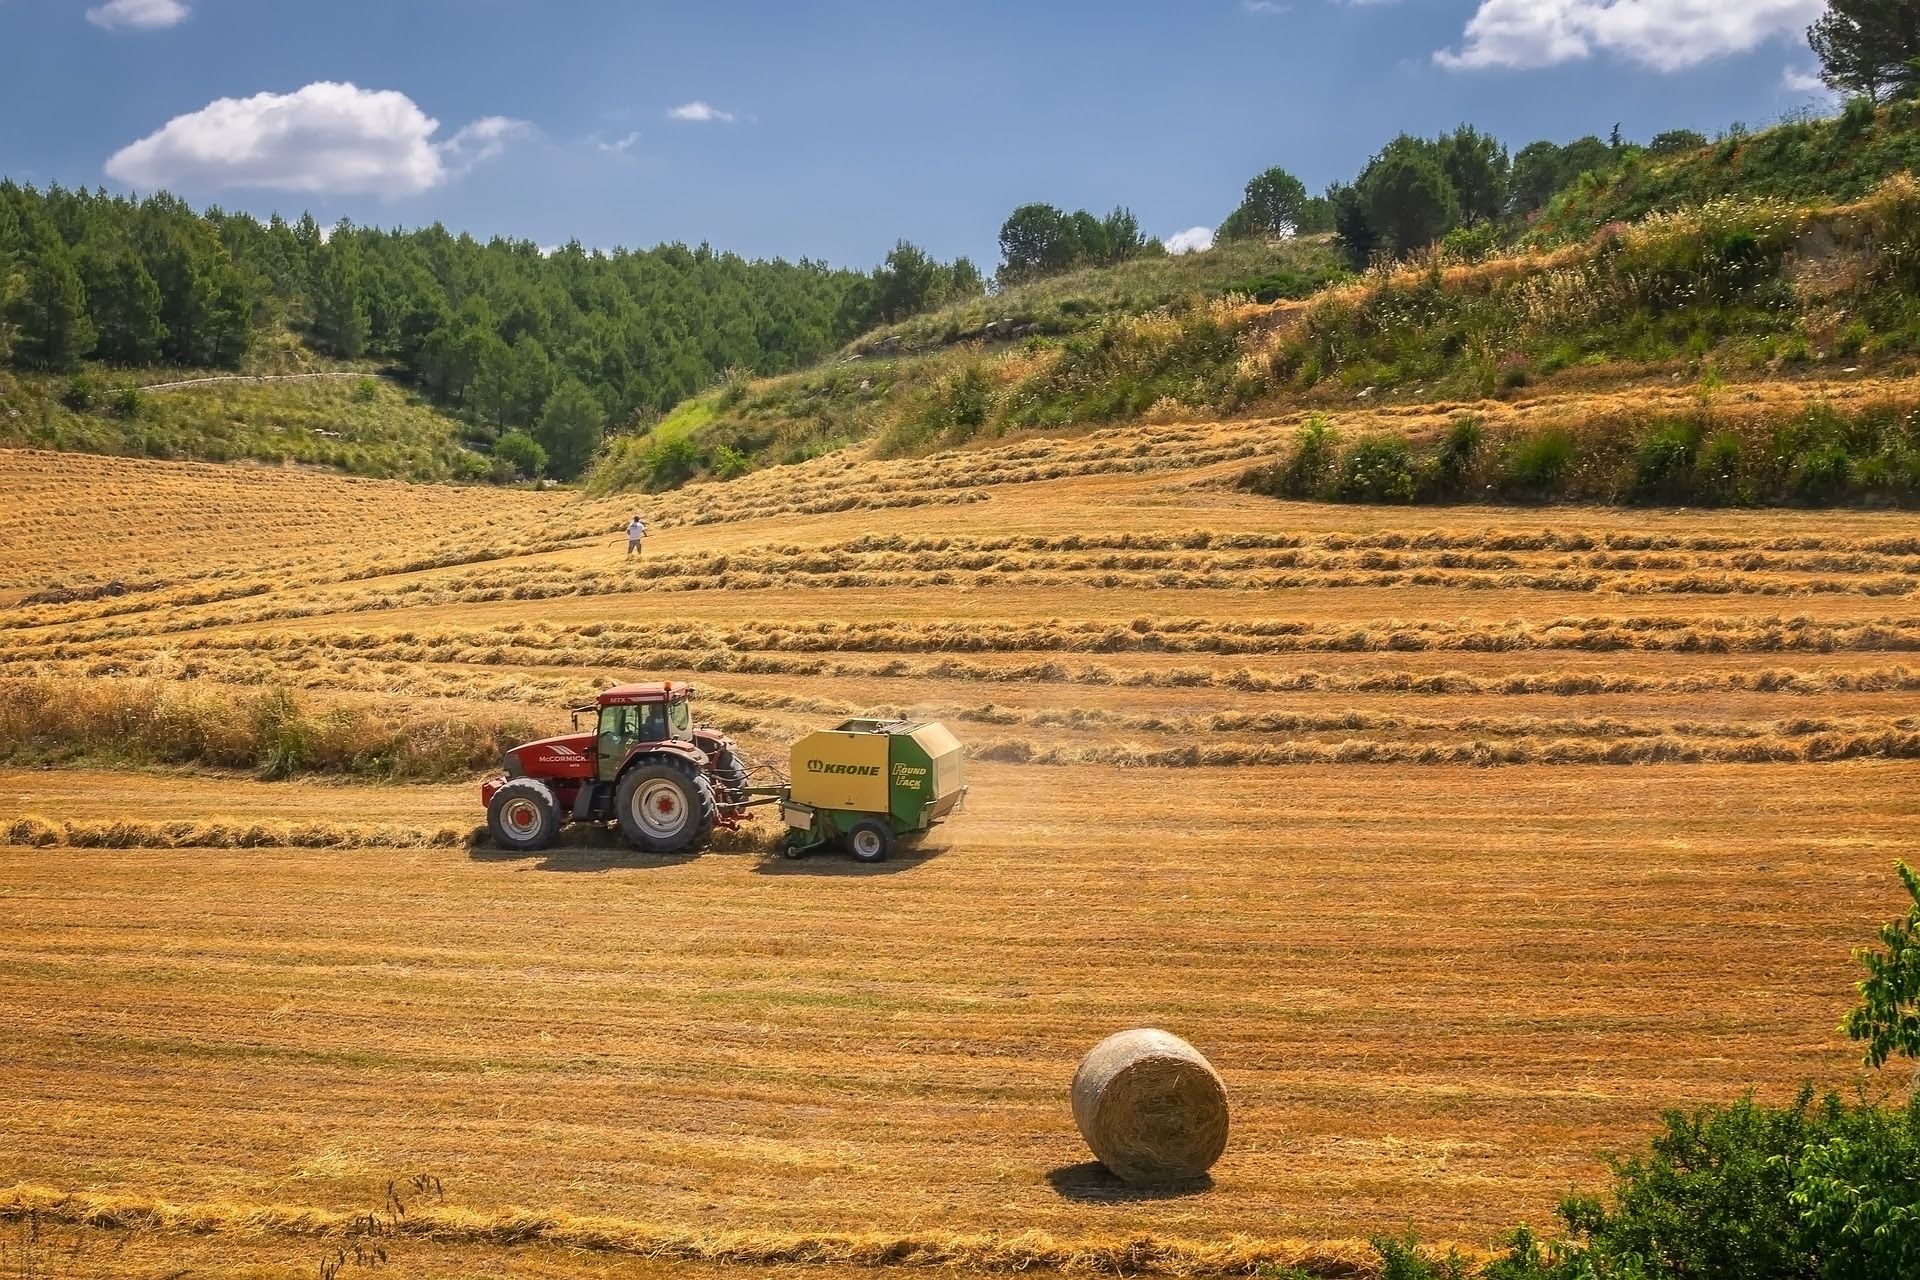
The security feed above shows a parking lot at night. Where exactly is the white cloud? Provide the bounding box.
[1165,226,1215,255]
[86,0,188,30]
[596,130,642,153]
[440,115,532,169]
[1242,2,1288,13]
[1436,0,1824,74]
[668,101,736,123]
[103,82,528,197]
[1781,65,1835,96]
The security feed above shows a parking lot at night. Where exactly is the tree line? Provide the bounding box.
[995,205,1161,284]
[0,182,985,478]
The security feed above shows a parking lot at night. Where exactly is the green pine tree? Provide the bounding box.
[10,245,95,371]
[78,244,165,364]
[1811,0,1920,101]
[534,376,605,480]
[311,246,369,359]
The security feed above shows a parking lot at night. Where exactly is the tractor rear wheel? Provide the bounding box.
[845,819,894,864]
[615,757,717,854]
[488,778,560,852]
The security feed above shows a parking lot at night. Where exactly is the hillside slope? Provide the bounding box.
[0,364,488,482]
[591,236,1344,490]
[1533,97,1920,242]
[597,179,1920,503]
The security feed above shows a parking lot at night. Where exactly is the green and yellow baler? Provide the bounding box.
[776,718,968,862]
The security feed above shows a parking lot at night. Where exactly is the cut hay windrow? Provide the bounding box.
[0,1183,1426,1277]
[1,815,475,850]
[18,651,1920,720]
[17,544,1917,640]
[50,614,1920,667]
[971,730,1920,768]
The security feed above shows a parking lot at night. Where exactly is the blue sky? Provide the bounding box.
[4,0,1836,268]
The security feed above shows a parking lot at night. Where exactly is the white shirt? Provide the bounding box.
[628,519,646,539]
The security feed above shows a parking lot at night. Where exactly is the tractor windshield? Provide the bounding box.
[597,702,671,780]
[668,696,692,741]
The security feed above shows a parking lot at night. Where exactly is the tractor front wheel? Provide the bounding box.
[615,758,717,854]
[845,819,894,864]
[487,778,560,852]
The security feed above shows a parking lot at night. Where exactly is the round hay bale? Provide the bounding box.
[1071,1028,1228,1185]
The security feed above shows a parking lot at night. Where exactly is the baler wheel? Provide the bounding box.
[846,819,894,864]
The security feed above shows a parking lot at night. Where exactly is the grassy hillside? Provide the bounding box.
[596,178,1920,498]
[1533,98,1920,243]
[1278,179,1920,396]
[850,234,1345,354]
[0,325,492,482]
[0,365,488,483]
[591,237,1345,491]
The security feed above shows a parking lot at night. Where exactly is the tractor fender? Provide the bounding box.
[614,741,709,779]
[691,727,735,756]
[481,775,507,807]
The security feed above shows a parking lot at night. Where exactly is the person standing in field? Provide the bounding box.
[627,514,647,556]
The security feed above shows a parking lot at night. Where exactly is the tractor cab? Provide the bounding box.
[582,682,695,783]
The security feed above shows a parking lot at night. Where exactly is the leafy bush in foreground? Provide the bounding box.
[1381,859,1920,1280]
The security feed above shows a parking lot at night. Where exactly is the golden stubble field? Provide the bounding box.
[3,377,1919,1277]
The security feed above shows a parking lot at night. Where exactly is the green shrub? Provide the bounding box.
[1630,419,1704,502]
[1596,1091,1918,1280]
[1427,415,1485,498]
[108,386,144,418]
[1335,434,1417,502]
[352,376,379,402]
[1370,1233,1472,1280]
[1843,862,1920,1070]
[709,444,750,480]
[62,375,99,410]
[942,365,993,430]
[1693,429,1746,504]
[1439,222,1503,263]
[1383,1092,1920,1280]
[644,435,702,490]
[1278,416,1338,497]
[491,429,547,480]
[1501,428,1575,498]
[1796,443,1854,502]
[1839,96,1878,143]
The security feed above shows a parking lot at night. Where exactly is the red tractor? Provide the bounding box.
[481,682,752,855]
